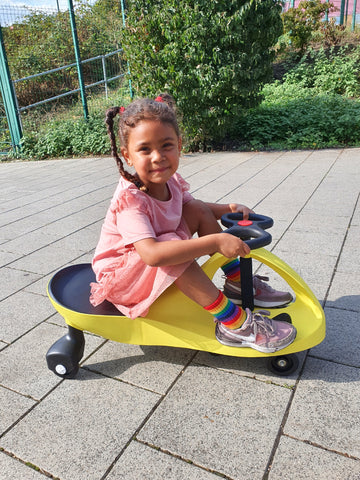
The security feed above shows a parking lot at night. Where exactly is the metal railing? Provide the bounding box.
[13,49,125,113]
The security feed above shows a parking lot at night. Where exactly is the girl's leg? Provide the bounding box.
[175,261,296,353]
[175,261,245,329]
[182,200,222,237]
[174,260,221,307]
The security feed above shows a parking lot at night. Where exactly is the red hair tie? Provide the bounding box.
[155,96,164,103]
[119,106,125,114]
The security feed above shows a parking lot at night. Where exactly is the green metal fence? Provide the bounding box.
[0,0,130,156]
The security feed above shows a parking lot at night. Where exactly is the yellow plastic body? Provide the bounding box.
[48,249,325,358]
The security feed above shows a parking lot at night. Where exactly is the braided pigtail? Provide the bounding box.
[105,107,146,190]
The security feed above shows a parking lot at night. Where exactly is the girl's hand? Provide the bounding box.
[228,203,254,220]
[215,232,250,258]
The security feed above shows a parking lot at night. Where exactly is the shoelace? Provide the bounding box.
[250,310,275,336]
[253,275,276,293]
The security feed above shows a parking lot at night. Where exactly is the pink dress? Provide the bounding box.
[90,173,194,319]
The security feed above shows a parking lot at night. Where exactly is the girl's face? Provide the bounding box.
[121,120,181,199]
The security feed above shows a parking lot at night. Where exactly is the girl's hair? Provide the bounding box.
[105,94,180,190]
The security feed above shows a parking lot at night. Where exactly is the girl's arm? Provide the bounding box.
[133,232,250,267]
[205,202,254,220]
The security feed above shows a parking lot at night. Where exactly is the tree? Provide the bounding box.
[282,0,336,54]
[121,0,283,149]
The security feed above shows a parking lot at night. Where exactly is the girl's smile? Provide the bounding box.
[121,120,181,200]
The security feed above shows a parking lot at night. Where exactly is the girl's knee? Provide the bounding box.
[183,200,215,234]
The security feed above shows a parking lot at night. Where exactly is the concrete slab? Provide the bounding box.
[0,386,36,435]
[138,364,292,480]
[7,240,90,275]
[271,248,337,293]
[0,451,46,480]
[290,212,350,235]
[310,307,360,367]
[84,342,195,395]
[0,267,41,302]
[0,322,104,400]
[284,357,360,458]
[277,230,344,257]
[1,230,63,256]
[193,350,306,387]
[24,251,95,297]
[1,149,359,479]
[325,271,360,312]
[269,436,360,480]
[0,251,20,267]
[106,440,221,480]
[0,369,160,480]
[0,290,53,344]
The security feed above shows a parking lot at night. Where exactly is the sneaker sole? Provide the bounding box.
[215,327,297,354]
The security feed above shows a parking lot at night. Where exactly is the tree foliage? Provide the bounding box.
[282,0,336,53]
[121,0,283,149]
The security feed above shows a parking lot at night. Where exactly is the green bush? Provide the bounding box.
[282,0,335,53]
[121,0,283,149]
[236,90,360,150]
[282,47,360,97]
[19,116,109,159]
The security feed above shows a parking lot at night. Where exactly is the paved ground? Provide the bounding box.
[0,148,359,480]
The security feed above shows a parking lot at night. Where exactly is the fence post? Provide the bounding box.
[0,25,22,151]
[325,0,329,22]
[120,0,133,98]
[339,0,346,24]
[352,0,358,31]
[67,0,88,119]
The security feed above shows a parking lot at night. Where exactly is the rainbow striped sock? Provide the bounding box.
[222,258,240,283]
[204,291,246,330]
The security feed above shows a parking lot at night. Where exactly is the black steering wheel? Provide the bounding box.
[221,213,274,250]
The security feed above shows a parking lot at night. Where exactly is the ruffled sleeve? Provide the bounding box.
[174,173,193,204]
[112,183,156,247]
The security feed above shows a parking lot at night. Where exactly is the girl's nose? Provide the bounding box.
[152,150,163,162]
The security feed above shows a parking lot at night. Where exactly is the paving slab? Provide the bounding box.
[193,349,306,387]
[284,357,360,458]
[0,386,36,435]
[106,440,221,480]
[269,436,360,480]
[8,240,91,275]
[270,248,337,294]
[277,229,344,257]
[0,250,19,267]
[0,451,46,480]
[1,230,65,256]
[310,307,360,366]
[138,364,292,480]
[0,267,41,302]
[0,369,160,480]
[0,290,54,344]
[1,149,359,479]
[83,342,195,395]
[325,271,360,312]
[0,322,104,400]
[24,251,95,297]
[290,211,350,235]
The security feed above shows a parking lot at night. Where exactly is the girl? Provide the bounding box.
[90,95,296,353]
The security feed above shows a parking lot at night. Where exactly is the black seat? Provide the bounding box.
[48,263,122,316]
